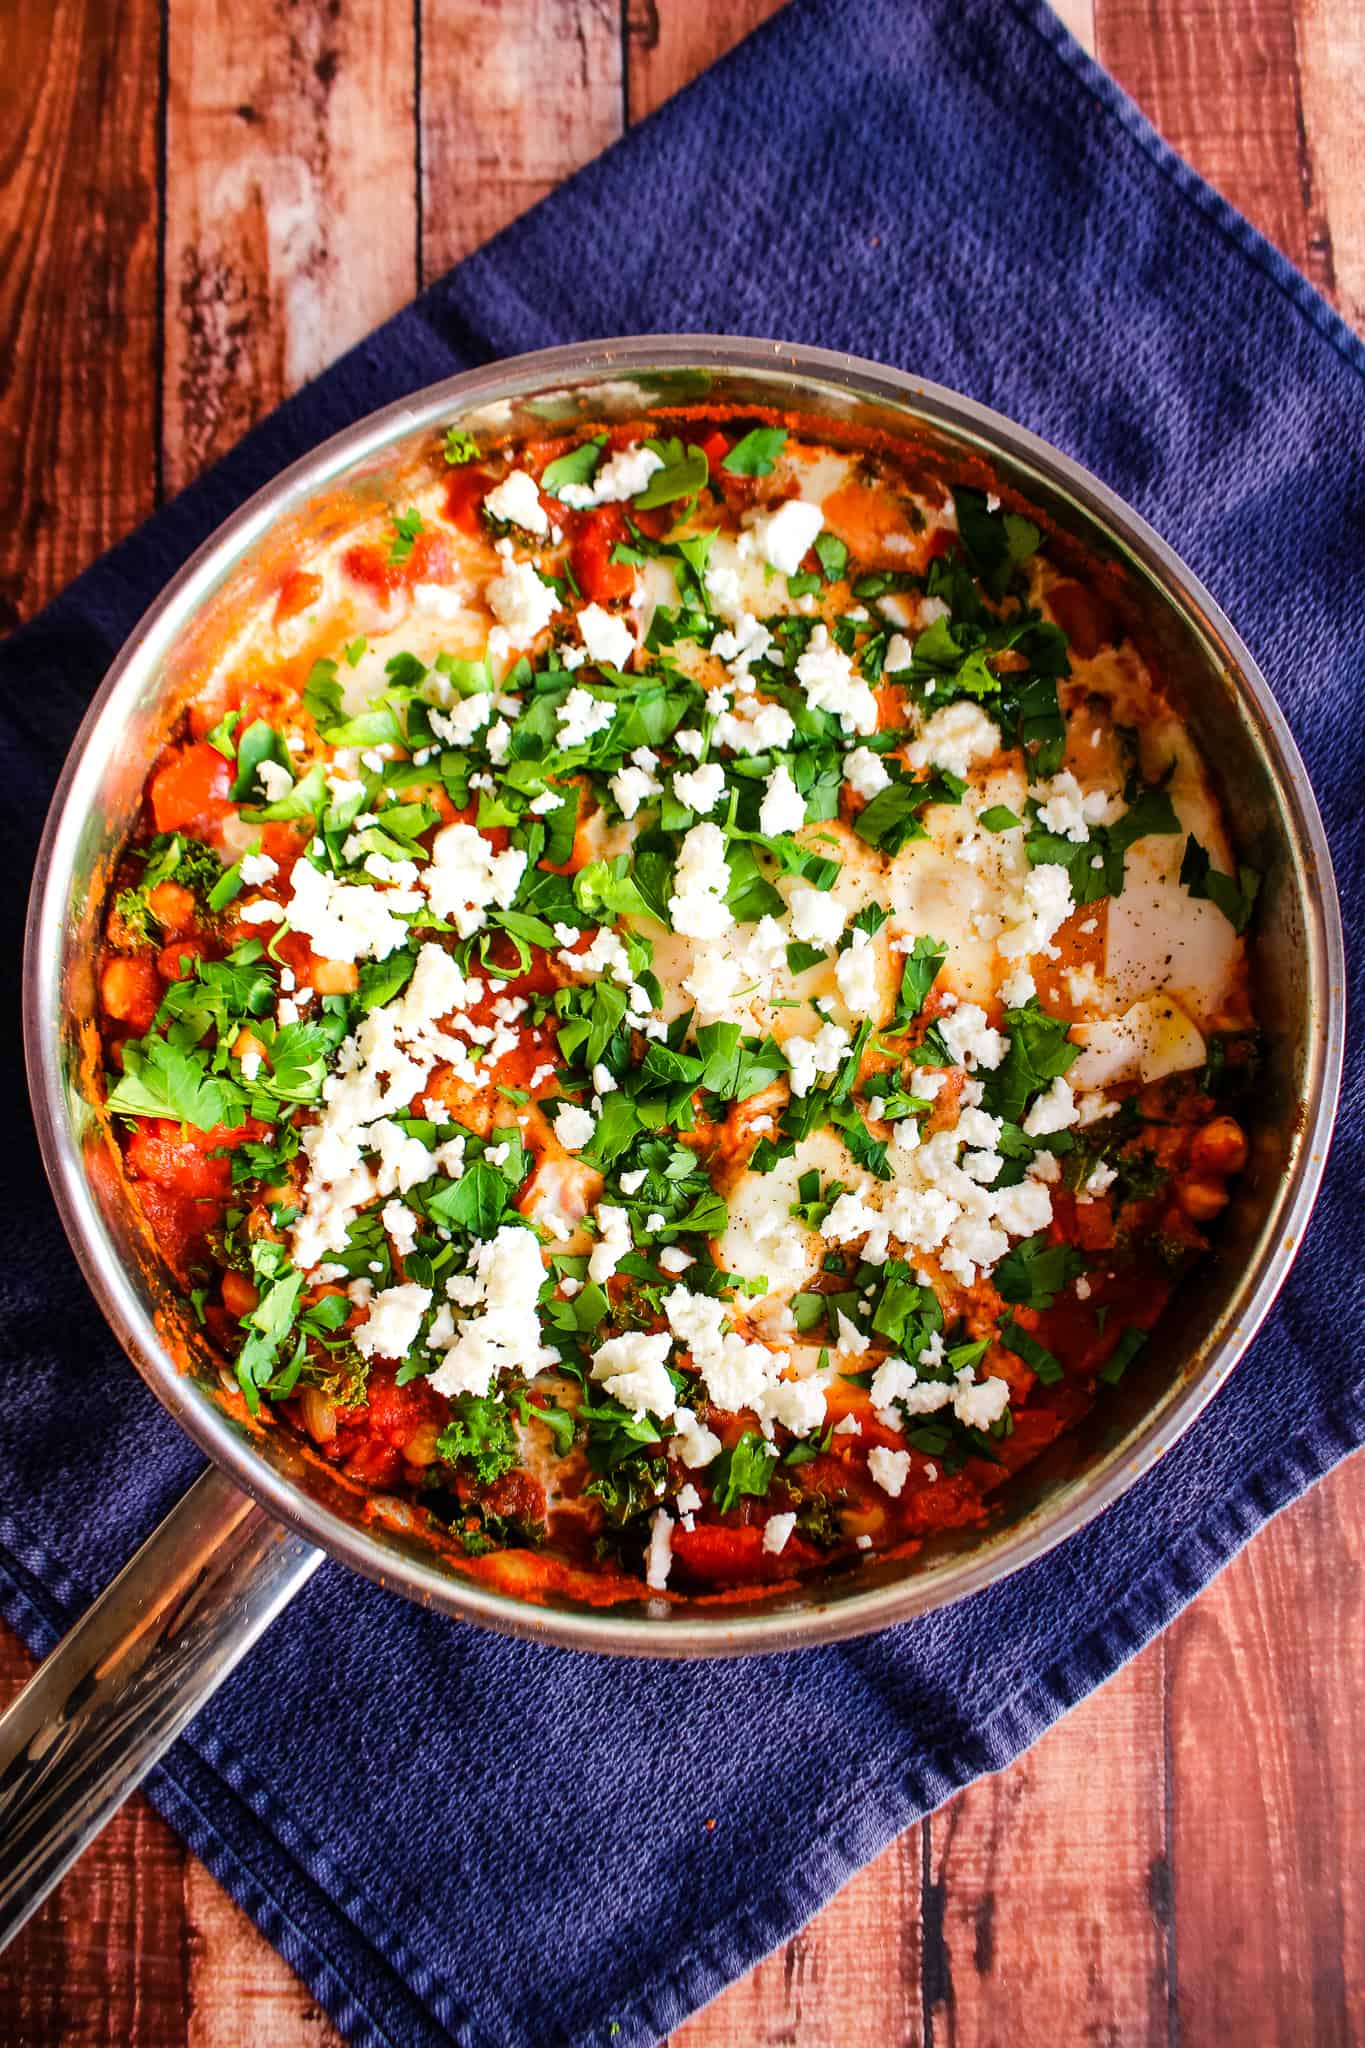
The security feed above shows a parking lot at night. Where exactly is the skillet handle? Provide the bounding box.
[0,1464,322,1948]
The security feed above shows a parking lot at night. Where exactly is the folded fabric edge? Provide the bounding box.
[1009,0,1365,387]
[0,1385,1360,2048]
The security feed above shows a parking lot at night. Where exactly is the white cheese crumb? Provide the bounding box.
[668,822,734,939]
[558,442,664,509]
[486,559,558,640]
[794,624,878,735]
[578,602,635,671]
[843,745,891,800]
[645,1509,674,1591]
[762,1512,798,1556]
[758,761,806,837]
[483,469,549,536]
[673,761,726,815]
[752,498,824,576]
[868,1445,911,1498]
[354,1282,432,1362]
[907,701,1000,779]
[553,1102,595,1152]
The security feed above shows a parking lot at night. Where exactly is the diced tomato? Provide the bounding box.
[134,1180,218,1276]
[444,465,494,535]
[342,530,454,595]
[126,1118,261,1201]
[336,1367,444,1487]
[274,568,324,623]
[570,506,635,604]
[149,742,235,835]
[100,955,162,1033]
[669,1520,821,1586]
[157,937,207,981]
[696,428,731,472]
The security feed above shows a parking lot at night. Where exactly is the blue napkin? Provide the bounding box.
[2,1,1361,2040]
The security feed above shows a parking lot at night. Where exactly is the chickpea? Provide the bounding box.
[145,879,197,934]
[1178,1178,1230,1223]
[221,1269,260,1319]
[403,1419,443,1468]
[311,958,359,995]
[158,937,205,981]
[100,955,160,1028]
[1188,1116,1248,1177]
[298,1386,338,1444]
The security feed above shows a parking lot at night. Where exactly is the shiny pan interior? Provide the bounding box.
[23,337,1344,1657]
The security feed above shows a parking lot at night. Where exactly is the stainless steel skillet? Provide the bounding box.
[4,337,1344,1944]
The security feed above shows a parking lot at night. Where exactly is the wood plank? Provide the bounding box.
[1166,1457,1365,2044]
[1094,0,1335,295]
[185,1860,345,2048]
[672,1830,921,2047]
[1296,0,1365,330]
[0,1623,191,2048]
[926,1655,1169,2047]
[162,0,416,494]
[419,0,622,282]
[625,0,788,123]
[0,0,161,626]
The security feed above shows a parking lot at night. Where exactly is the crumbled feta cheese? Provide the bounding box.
[843,745,891,800]
[557,442,664,509]
[556,686,616,747]
[784,1021,852,1098]
[938,1002,1005,1072]
[1022,1076,1079,1137]
[486,558,558,640]
[286,855,422,962]
[423,821,527,939]
[952,1370,1011,1430]
[239,851,278,886]
[752,498,824,576]
[354,1281,432,1362]
[794,624,878,734]
[591,1329,676,1420]
[256,759,295,804]
[868,1445,911,1498]
[997,863,1075,962]
[645,1509,674,1591]
[588,1203,632,1285]
[426,1225,557,1398]
[787,882,847,949]
[484,468,549,535]
[907,701,1000,779]
[668,822,734,939]
[835,928,880,1015]
[762,1512,798,1556]
[578,602,635,671]
[673,761,726,815]
[712,694,796,754]
[610,760,662,819]
[553,1102,595,1152]
[999,967,1037,1008]
[669,1405,723,1468]
[758,761,806,838]
[238,897,286,925]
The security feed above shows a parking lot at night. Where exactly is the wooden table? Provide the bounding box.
[1,2,1361,2040]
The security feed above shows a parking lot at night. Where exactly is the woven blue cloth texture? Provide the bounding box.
[0,2,1360,2041]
